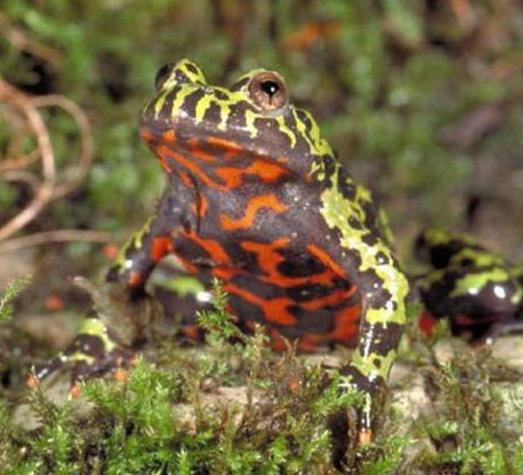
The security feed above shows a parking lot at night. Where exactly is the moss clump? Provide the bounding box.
[1,282,523,472]
[0,276,31,325]
[0,283,365,473]
[415,346,523,474]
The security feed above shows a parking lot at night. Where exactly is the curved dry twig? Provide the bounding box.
[0,229,114,254]
[32,94,94,200]
[0,15,99,253]
[0,104,40,172]
[3,169,41,190]
[0,150,39,173]
[0,78,95,244]
[0,78,56,241]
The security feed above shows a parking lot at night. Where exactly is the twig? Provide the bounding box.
[0,229,114,254]
[2,169,40,190]
[0,104,39,172]
[0,151,39,173]
[0,79,56,241]
[0,80,95,244]
[32,95,94,200]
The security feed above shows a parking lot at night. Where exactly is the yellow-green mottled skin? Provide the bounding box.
[114,217,152,271]
[318,161,409,381]
[417,228,523,341]
[149,59,334,160]
[451,268,522,305]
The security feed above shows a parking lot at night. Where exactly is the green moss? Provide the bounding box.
[0,281,359,472]
[0,276,31,325]
[2,290,523,472]
[416,348,523,474]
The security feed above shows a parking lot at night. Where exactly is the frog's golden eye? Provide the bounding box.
[248,72,288,111]
[155,63,174,92]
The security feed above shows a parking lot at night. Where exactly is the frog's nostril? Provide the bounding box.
[249,72,288,111]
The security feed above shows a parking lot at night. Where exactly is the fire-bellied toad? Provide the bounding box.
[39,59,410,444]
[415,228,523,342]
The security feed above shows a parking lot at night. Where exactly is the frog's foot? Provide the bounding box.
[28,318,137,396]
[336,365,387,446]
[327,367,383,469]
[480,319,523,344]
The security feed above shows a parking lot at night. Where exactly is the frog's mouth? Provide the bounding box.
[140,124,295,191]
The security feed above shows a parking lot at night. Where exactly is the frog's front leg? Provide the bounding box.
[106,177,198,292]
[34,184,191,388]
[340,249,409,445]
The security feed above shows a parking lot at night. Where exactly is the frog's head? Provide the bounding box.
[140,59,334,181]
[415,228,483,269]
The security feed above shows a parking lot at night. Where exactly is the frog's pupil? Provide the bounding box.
[248,73,287,110]
[261,80,279,97]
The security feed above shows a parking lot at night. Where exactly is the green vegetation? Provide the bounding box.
[416,348,523,474]
[1,1,523,473]
[0,285,522,473]
[0,276,31,324]
[0,285,363,473]
[2,1,522,244]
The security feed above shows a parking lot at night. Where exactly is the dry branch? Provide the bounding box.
[0,79,56,241]
[0,79,96,247]
[0,229,113,254]
[32,95,94,200]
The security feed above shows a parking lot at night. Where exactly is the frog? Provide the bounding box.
[35,58,409,445]
[415,228,523,342]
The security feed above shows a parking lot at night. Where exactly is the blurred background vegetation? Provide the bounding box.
[1,2,523,472]
[0,0,522,302]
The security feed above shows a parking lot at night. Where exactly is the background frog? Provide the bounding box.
[415,228,523,342]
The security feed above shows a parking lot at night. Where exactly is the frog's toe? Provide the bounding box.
[481,319,523,343]
[357,429,373,445]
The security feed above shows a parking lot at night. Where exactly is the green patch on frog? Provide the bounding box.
[152,273,206,297]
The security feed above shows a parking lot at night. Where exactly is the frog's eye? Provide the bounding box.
[155,63,174,92]
[248,72,288,111]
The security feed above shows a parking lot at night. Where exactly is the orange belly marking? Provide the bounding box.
[184,232,231,265]
[225,283,297,326]
[241,239,343,288]
[151,236,173,263]
[220,194,288,231]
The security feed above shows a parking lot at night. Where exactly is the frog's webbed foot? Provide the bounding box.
[28,277,163,395]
